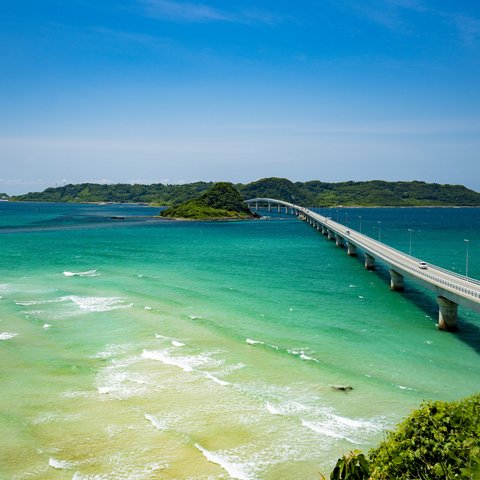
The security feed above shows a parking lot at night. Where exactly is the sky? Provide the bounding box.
[1,0,480,194]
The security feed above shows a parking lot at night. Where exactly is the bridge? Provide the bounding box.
[245,198,480,331]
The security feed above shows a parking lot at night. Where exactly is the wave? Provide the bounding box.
[63,269,98,277]
[16,295,132,314]
[246,338,279,350]
[141,349,231,387]
[141,349,194,372]
[0,332,18,340]
[67,295,132,313]
[42,323,51,329]
[195,443,252,480]
[145,413,167,430]
[171,340,185,347]
[301,419,360,444]
[204,372,230,386]
[48,457,73,469]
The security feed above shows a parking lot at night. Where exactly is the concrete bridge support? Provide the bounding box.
[285,206,288,214]
[277,205,281,213]
[437,296,458,331]
[364,253,375,270]
[347,242,357,256]
[335,235,344,248]
[327,230,335,240]
[389,270,404,291]
[268,202,271,212]
[322,226,328,235]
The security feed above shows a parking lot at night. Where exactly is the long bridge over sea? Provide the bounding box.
[245,198,480,331]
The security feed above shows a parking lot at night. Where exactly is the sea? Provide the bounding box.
[0,201,479,480]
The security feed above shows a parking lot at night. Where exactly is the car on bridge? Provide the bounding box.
[418,261,428,269]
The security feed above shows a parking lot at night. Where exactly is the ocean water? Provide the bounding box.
[0,201,479,479]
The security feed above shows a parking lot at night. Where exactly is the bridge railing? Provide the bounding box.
[246,199,480,299]
[302,209,480,300]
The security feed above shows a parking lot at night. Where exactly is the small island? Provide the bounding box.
[160,182,257,220]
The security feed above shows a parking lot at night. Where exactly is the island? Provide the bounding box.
[160,182,257,220]
[9,177,480,207]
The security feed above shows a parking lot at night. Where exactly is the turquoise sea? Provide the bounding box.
[1,201,479,479]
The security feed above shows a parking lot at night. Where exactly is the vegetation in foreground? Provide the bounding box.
[327,393,480,479]
[160,182,255,219]
[10,177,480,206]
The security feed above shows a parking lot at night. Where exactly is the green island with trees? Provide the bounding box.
[327,393,480,479]
[160,182,256,219]
[8,177,480,207]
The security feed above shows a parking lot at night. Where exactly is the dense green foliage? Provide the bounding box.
[160,182,254,219]
[326,393,480,480]
[369,393,480,479]
[11,182,214,205]
[329,451,371,480]
[11,177,480,206]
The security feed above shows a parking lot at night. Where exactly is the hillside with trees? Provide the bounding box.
[160,182,255,219]
[10,178,480,207]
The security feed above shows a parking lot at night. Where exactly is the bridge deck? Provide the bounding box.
[245,198,480,314]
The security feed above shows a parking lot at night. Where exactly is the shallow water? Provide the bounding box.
[0,202,479,479]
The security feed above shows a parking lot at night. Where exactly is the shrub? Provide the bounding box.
[369,393,480,479]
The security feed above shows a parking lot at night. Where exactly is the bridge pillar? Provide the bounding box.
[285,206,288,214]
[268,202,271,212]
[347,242,357,256]
[327,229,335,240]
[335,234,344,247]
[255,201,258,211]
[437,296,458,331]
[389,269,404,291]
[322,226,328,235]
[364,253,375,270]
[316,222,321,231]
[277,205,281,213]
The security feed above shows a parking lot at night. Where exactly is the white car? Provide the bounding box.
[418,261,428,269]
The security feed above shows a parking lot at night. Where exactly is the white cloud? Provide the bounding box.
[139,0,284,25]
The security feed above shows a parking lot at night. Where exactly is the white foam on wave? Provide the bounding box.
[42,323,51,329]
[195,443,251,480]
[264,400,307,417]
[141,349,193,372]
[246,338,279,350]
[0,332,18,340]
[145,413,167,430]
[187,314,203,320]
[141,349,219,373]
[299,353,319,363]
[287,348,319,363]
[92,344,133,359]
[144,306,152,310]
[265,402,283,415]
[67,295,132,313]
[302,419,359,443]
[155,333,170,340]
[204,372,230,386]
[395,384,415,391]
[171,340,185,347]
[15,298,62,306]
[96,356,152,399]
[49,457,73,469]
[301,407,386,445]
[63,269,98,277]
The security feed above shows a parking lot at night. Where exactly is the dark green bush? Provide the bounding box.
[369,393,480,479]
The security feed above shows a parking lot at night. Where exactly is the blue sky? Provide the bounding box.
[1,0,480,194]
